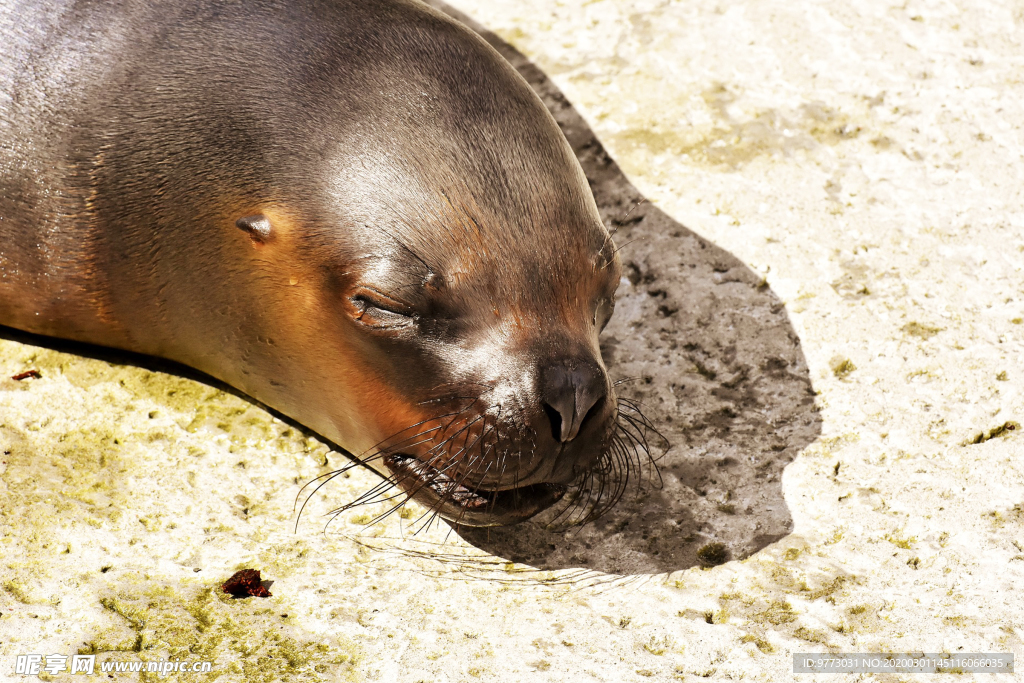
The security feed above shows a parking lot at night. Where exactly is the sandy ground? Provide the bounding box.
[1,0,1022,681]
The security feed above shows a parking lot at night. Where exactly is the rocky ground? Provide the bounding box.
[1,0,1021,681]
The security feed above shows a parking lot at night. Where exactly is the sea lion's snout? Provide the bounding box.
[539,358,609,444]
[374,342,620,527]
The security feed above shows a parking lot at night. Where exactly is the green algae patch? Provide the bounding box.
[829,356,857,379]
[841,604,883,633]
[963,421,1019,446]
[83,583,362,682]
[3,578,56,605]
[696,543,729,567]
[901,322,943,340]
[793,626,832,645]
[101,595,148,629]
[803,433,860,459]
[783,547,803,561]
[740,633,775,654]
[642,634,673,655]
[751,600,797,626]
[884,532,916,550]
[984,504,1024,529]
[187,401,253,435]
[800,575,851,601]
[74,359,293,448]
[2,413,140,517]
[608,86,868,172]
[124,371,229,424]
[705,607,729,625]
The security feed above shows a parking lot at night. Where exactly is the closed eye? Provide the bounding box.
[350,288,415,330]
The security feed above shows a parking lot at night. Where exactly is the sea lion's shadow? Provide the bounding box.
[433,1,822,575]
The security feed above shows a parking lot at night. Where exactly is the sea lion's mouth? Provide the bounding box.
[383,453,567,527]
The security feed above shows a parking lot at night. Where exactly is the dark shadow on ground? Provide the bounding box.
[429,1,822,575]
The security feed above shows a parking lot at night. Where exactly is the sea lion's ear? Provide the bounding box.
[235,214,274,245]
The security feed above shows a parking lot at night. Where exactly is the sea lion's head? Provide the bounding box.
[224,5,644,526]
[8,0,652,527]
[327,176,625,526]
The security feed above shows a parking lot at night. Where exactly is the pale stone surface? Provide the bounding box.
[1,1,1022,681]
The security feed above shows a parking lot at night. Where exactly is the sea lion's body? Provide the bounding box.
[1,0,626,526]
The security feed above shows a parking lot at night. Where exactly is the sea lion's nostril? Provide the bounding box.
[540,362,607,442]
[542,401,564,443]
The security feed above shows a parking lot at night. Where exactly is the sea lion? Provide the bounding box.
[0,0,648,526]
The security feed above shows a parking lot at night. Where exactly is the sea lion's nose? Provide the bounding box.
[540,360,607,442]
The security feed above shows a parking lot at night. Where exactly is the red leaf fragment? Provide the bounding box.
[221,568,271,597]
[11,370,41,381]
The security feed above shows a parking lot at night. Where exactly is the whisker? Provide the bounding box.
[299,382,666,539]
[538,395,664,530]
